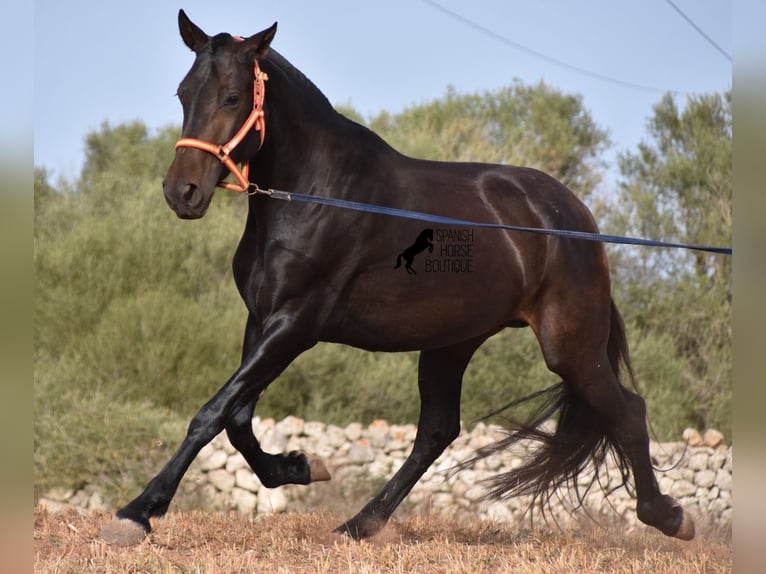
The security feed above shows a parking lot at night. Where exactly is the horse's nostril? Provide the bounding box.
[182,183,198,205]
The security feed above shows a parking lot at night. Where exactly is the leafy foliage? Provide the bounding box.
[606,92,732,435]
[34,124,248,497]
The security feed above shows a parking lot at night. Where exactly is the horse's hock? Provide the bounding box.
[42,416,732,531]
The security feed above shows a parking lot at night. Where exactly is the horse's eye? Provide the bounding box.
[223,93,241,107]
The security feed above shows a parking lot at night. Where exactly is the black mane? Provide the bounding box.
[264,49,340,121]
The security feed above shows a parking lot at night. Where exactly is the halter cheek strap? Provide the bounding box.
[175,57,268,193]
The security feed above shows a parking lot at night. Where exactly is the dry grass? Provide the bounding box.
[34,507,731,573]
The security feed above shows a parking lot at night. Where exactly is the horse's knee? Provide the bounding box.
[187,408,224,445]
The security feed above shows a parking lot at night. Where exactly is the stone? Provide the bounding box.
[703,429,725,448]
[87,491,107,511]
[45,487,74,502]
[484,453,503,471]
[708,451,727,470]
[257,487,287,514]
[486,501,514,524]
[260,428,288,453]
[348,439,375,464]
[715,468,732,491]
[304,421,326,438]
[694,469,717,488]
[650,441,682,462]
[37,499,71,513]
[670,479,697,498]
[368,419,389,448]
[235,468,262,492]
[208,468,236,492]
[231,487,257,514]
[465,485,486,502]
[452,479,468,499]
[430,492,453,509]
[683,428,704,446]
[709,498,730,516]
[326,424,347,449]
[200,449,228,471]
[253,417,275,437]
[226,454,249,473]
[69,490,89,508]
[368,458,393,478]
[387,426,413,451]
[276,415,305,437]
[344,422,363,441]
[220,437,236,456]
[687,452,709,471]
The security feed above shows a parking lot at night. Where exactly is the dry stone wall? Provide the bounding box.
[40,417,732,532]
[189,416,732,530]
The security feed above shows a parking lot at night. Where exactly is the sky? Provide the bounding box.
[33,0,732,188]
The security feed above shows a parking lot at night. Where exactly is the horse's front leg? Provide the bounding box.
[225,314,329,487]
[225,398,330,487]
[100,319,313,546]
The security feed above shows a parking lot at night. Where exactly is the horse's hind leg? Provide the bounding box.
[335,338,484,539]
[532,296,694,539]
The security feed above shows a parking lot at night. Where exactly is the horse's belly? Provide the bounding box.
[325,262,523,351]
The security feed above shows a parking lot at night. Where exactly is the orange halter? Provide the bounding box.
[174,53,268,193]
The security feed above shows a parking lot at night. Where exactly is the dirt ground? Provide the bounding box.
[34,506,731,573]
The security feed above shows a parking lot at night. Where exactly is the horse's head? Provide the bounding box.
[163,10,277,219]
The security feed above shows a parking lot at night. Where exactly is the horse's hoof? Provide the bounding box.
[100,517,149,546]
[672,509,696,540]
[334,514,386,540]
[306,454,331,482]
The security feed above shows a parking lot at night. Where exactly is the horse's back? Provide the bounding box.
[400,157,599,235]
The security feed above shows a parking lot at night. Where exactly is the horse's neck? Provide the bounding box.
[255,53,395,193]
[255,60,335,174]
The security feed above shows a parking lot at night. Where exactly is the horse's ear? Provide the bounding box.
[242,22,278,61]
[178,9,208,53]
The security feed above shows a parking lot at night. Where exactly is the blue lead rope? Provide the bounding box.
[252,187,732,255]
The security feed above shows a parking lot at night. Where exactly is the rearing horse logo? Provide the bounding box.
[394,229,434,275]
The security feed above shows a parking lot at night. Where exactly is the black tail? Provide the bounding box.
[394,254,402,269]
[463,297,635,516]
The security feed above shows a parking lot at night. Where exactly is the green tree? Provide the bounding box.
[606,91,732,437]
[34,122,248,499]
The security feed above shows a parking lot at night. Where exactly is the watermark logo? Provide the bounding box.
[394,228,474,275]
[393,229,434,275]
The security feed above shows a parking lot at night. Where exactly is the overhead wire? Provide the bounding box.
[664,0,731,62]
[420,0,709,95]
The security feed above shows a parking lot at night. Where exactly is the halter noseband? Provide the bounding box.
[174,49,267,193]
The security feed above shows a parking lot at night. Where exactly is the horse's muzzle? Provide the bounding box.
[162,178,214,219]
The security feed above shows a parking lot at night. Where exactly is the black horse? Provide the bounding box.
[101,10,694,545]
[394,229,434,274]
